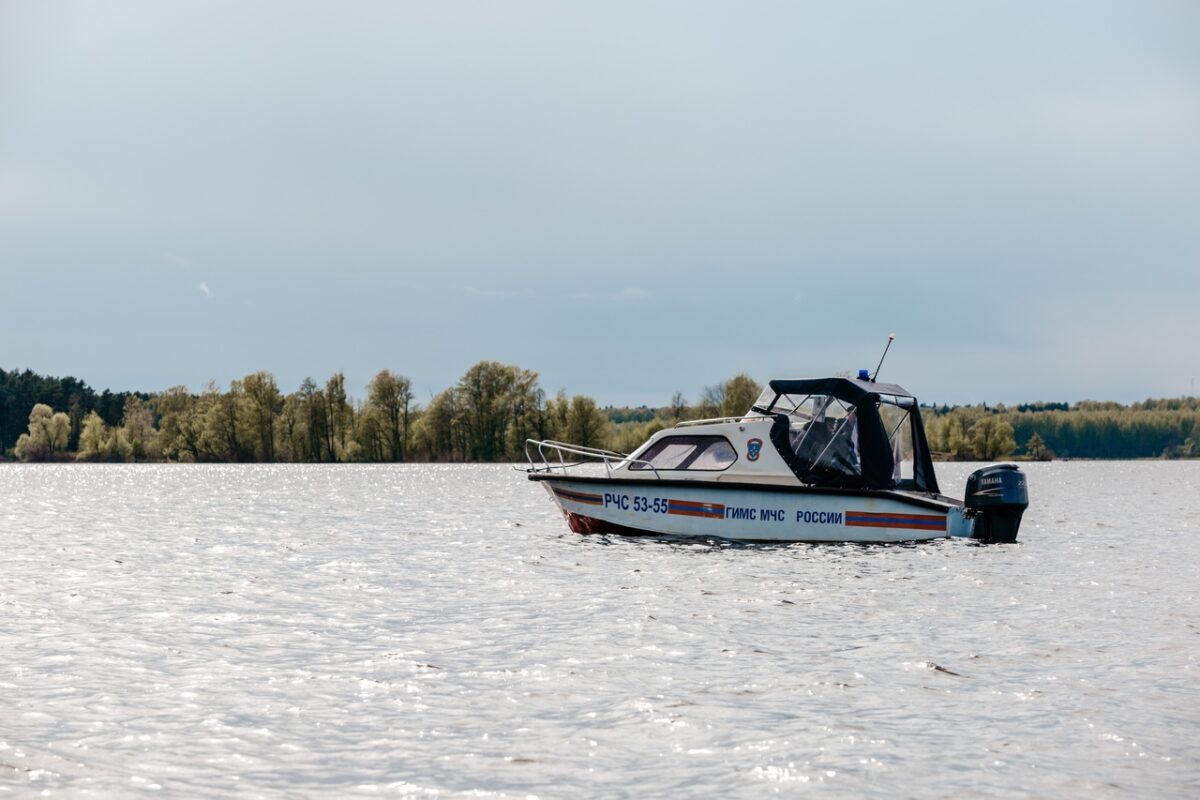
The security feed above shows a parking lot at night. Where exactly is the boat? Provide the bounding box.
[522,372,1028,543]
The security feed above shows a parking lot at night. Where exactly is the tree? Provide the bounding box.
[697,384,724,419]
[609,419,665,454]
[668,391,689,424]
[1179,433,1200,459]
[414,388,459,460]
[1024,432,1052,461]
[458,361,508,461]
[200,380,244,461]
[277,392,306,462]
[0,368,97,452]
[503,368,545,458]
[925,408,976,460]
[120,395,159,460]
[354,404,385,462]
[241,371,283,461]
[544,391,570,442]
[971,416,1017,461]
[720,374,762,418]
[340,399,364,463]
[13,403,70,460]
[367,370,415,461]
[67,393,84,450]
[325,373,352,461]
[77,411,106,461]
[297,377,327,461]
[454,361,540,461]
[410,362,547,462]
[945,416,969,459]
[565,396,609,449]
[155,386,201,461]
[102,425,132,461]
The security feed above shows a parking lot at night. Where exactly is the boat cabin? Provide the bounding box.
[622,376,940,494]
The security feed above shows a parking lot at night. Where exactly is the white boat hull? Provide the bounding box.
[537,477,973,543]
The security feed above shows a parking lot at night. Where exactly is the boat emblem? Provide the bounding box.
[746,438,763,461]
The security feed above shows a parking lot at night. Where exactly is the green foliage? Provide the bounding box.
[1024,432,1052,461]
[565,396,609,449]
[6,364,1199,463]
[1178,433,1200,459]
[297,377,328,462]
[609,419,667,455]
[668,391,689,424]
[604,406,656,425]
[720,374,762,418]
[412,361,546,462]
[692,374,762,419]
[971,416,1017,461]
[121,395,160,460]
[924,407,1017,461]
[154,386,201,461]
[102,425,132,461]
[77,411,106,461]
[14,403,71,461]
[366,370,415,461]
[925,400,1200,460]
[241,372,283,462]
[201,380,245,461]
[695,384,723,418]
[1003,406,1200,459]
[277,392,306,462]
[0,367,143,452]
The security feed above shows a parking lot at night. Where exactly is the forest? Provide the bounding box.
[2,364,1198,463]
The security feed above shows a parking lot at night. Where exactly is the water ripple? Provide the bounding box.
[1,462,1197,797]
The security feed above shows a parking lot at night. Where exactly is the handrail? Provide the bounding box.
[521,438,660,479]
[674,414,771,428]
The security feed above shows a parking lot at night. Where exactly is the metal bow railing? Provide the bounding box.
[522,439,661,479]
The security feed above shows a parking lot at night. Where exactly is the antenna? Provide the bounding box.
[871,333,895,381]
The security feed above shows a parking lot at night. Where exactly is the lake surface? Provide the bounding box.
[2,462,1197,797]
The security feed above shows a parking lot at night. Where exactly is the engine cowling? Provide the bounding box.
[965,463,1028,543]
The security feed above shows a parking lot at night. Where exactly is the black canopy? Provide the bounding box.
[760,377,940,494]
[768,377,916,401]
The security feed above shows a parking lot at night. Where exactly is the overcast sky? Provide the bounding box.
[2,1,1198,406]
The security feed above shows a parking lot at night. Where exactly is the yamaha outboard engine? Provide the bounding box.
[965,463,1029,543]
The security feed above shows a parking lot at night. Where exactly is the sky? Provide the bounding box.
[2,1,1198,407]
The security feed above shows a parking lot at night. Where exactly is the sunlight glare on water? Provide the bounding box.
[1,463,1197,797]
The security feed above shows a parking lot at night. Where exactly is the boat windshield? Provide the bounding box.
[750,386,778,413]
[770,393,863,484]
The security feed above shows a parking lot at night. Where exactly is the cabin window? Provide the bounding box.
[630,436,738,471]
[779,394,863,482]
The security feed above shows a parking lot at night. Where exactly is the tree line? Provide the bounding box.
[0,364,764,464]
[2,364,1197,462]
[923,399,1200,460]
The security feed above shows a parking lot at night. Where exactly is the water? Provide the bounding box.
[1,462,1197,797]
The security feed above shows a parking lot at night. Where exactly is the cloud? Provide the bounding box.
[613,287,650,302]
[465,286,534,299]
[567,287,652,303]
[198,281,212,299]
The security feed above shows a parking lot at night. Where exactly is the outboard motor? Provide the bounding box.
[965,463,1029,543]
